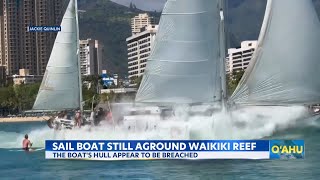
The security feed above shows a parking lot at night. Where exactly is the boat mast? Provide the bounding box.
[75,0,83,113]
[219,0,227,110]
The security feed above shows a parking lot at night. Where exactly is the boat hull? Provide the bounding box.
[47,117,92,130]
[121,104,219,133]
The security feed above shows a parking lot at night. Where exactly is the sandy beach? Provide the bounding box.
[0,116,50,123]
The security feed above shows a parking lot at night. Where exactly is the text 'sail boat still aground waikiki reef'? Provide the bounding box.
[29,0,320,134]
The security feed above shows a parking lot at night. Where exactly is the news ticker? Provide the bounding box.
[28,26,61,32]
[45,140,304,160]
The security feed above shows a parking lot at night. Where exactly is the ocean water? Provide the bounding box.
[0,106,319,180]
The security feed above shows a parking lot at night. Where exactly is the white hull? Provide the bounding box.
[47,117,92,130]
[122,115,191,139]
[120,104,218,139]
[122,106,168,133]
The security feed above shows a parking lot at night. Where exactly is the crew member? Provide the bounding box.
[75,110,82,128]
[89,108,96,125]
[22,134,32,151]
[106,110,113,124]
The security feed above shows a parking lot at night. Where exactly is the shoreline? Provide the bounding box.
[0,116,50,123]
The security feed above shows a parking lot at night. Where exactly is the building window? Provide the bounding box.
[243,50,251,54]
[233,60,242,64]
[243,54,252,58]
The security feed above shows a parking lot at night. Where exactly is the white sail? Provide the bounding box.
[33,0,81,111]
[135,0,223,104]
[230,0,320,106]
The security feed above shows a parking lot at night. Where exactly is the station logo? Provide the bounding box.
[270,140,304,159]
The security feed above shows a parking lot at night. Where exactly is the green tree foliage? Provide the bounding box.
[0,74,137,113]
[82,86,99,110]
[14,83,41,111]
[227,70,245,96]
[82,75,101,89]
[99,90,135,103]
[134,76,143,88]
[0,83,40,112]
[100,91,115,103]
[129,76,142,88]
[82,75,101,109]
[0,86,17,110]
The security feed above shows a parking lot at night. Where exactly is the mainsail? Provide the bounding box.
[230,0,320,106]
[33,0,82,111]
[135,0,225,105]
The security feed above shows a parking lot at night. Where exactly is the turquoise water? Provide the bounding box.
[0,120,319,180]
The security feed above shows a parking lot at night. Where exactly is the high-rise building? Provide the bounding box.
[0,0,65,76]
[226,40,258,73]
[94,40,103,75]
[131,13,155,35]
[79,38,103,76]
[126,25,158,79]
[0,1,4,66]
[0,65,5,86]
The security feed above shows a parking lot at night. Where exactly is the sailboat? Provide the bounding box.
[122,0,228,133]
[229,0,320,117]
[123,0,320,134]
[32,0,86,130]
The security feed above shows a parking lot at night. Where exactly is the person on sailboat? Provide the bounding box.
[63,110,68,119]
[106,109,113,124]
[53,112,64,130]
[89,108,96,125]
[75,110,82,128]
[57,111,64,118]
[22,134,32,151]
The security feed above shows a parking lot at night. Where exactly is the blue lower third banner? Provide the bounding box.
[45,140,304,160]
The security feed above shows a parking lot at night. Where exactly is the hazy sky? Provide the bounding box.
[111,0,166,11]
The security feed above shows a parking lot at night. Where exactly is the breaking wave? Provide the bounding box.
[0,105,318,149]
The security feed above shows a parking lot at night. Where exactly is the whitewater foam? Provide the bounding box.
[0,105,316,149]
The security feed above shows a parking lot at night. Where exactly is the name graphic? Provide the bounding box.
[28,26,61,32]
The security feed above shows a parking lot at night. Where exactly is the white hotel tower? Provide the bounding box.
[226,40,258,73]
[131,13,155,35]
[126,24,158,79]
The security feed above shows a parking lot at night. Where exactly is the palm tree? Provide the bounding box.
[227,69,245,96]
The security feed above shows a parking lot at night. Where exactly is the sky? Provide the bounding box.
[110,0,166,11]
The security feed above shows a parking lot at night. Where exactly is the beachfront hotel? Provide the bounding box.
[131,13,155,35]
[126,24,158,79]
[0,0,65,75]
[226,40,258,73]
[79,39,103,76]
